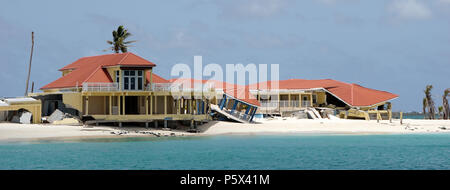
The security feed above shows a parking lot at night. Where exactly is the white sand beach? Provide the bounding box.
[1,118,450,142]
[0,123,194,142]
[199,118,450,135]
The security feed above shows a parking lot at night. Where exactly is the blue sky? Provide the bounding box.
[0,0,449,111]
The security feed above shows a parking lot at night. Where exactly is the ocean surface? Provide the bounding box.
[0,134,449,170]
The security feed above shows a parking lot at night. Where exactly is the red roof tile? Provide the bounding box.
[146,72,169,83]
[249,79,398,107]
[59,52,155,71]
[41,53,158,89]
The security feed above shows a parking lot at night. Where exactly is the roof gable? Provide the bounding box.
[41,52,157,89]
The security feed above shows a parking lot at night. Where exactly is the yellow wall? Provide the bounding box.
[315,91,326,105]
[0,101,42,124]
[106,66,120,83]
[62,93,82,111]
[62,70,73,76]
[85,96,106,115]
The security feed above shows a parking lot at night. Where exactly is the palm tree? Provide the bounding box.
[438,106,443,119]
[422,98,427,119]
[424,85,435,119]
[443,89,449,120]
[106,25,136,53]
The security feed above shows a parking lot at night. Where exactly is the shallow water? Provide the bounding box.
[0,134,449,170]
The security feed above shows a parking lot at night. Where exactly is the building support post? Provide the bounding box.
[150,95,153,115]
[122,95,126,115]
[164,96,167,115]
[231,100,238,114]
[154,96,158,114]
[400,112,403,125]
[389,110,392,123]
[245,104,251,120]
[177,98,180,114]
[109,96,112,115]
[189,98,193,114]
[202,99,205,114]
[85,96,89,115]
[249,107,257,122]
[377,111,381,123]
[220,95,227,110]
[145,96,149,115]
[288,93,291,108]
[196,100,200,115]
[103,96,106,114]
[117,95,121,115]
[277,93,280,111]
[299,93,302,108]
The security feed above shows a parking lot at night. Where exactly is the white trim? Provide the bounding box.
[250,87,397,108]
[223,93,260,108]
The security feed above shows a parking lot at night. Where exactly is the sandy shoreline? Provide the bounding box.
[1,118,450,142]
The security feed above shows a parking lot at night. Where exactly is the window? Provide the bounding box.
[312,94,317,104]
[124,77,129,90]
[115,71,120,83]
[130,78,135,90]
[121,70,144,90]
[138,78,142,90]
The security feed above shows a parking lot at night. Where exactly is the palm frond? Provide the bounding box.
[123,40,137,44]
[106,25,135,53]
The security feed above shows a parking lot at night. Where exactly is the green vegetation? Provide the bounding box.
[106,25,136,53]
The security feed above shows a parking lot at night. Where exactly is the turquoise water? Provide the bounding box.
[0,134,449,170]
[401,114,440,119]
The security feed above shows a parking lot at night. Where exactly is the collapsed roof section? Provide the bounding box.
[248,79,398,107]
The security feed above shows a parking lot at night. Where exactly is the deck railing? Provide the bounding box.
[260,101,278,108]
[148,83,182,92]
[301,101,311,107]
[260,100,311,108]
[82,82,119,92]
[82,82,215,92]
[150,82,215,92]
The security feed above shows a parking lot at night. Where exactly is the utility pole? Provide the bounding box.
[25,31,34,96]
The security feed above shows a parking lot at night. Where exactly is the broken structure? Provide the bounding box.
[28,52,398,124]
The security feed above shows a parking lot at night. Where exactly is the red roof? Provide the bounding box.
[146,72,169,83]
[169,78,261,107]
[41,52,160,89]
[59,52,155,71]
[249,79,398,107]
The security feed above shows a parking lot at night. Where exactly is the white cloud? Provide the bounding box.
[387,0,432,20]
